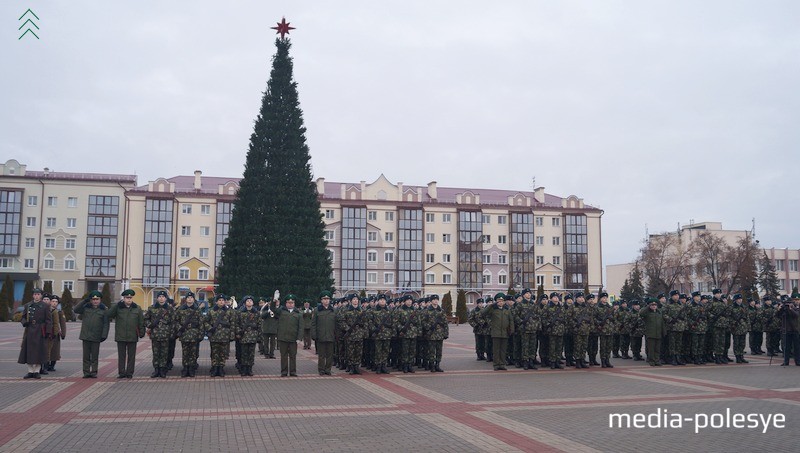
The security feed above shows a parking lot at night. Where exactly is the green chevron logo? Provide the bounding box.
[18,9,40,40]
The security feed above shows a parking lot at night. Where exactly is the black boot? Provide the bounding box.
[590,356,600,366]
[554,360,564,369]
[670,356,679,366]
[181,367,189,378]
[739,355,749,364]
[151,368,160,378]
[529,359,538,370]
[477,354,485,361]
[408,363,415,373]
[160,367,168,378]
[522,360,530,370]
[435,362,443,372]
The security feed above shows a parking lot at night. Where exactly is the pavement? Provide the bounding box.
[0,322,798,452]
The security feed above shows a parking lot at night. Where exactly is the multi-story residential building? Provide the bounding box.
[0,159,136,302]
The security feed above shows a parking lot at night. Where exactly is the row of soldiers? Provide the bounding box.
[467,288,800,370]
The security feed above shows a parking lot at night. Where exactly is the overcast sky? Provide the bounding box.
[3,1,799,269]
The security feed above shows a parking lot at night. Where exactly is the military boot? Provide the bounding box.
[670,355,679,366]
[529,359,538,370]
[613,351,621,358]
[220,366,226,377]
[151,368,160,378]
[39,366,49,375]
[590,356,600,366]
[739,355,749,364]
[714,356,722,365]
[522,360,530,370]
[435,362,444,372]
[606,358,614,368]
[621,352,631,359]
[477,353,485,361]
[677,355,686,365]
[188,366,196,377]
[181,367,189,378]
[408,364,415,373]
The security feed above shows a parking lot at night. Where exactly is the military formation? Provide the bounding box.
[467,288,800,370]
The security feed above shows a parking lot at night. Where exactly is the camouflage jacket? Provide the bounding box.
[562,304,576,334]
[424,306,449,341]
[627,308,646,336]
[175,303,204,343]
[396,306,421,339]
[236,307,262,344]
[342,306,370,341]
[468,307,482,334]
[594,302,616,335]
[708,299,730,330]
[144,302,175,341]
[573,303,595,336]
[687,302,709,334]
[762,305,781,332]
[728,302,750,335]
[204,306,235,343]
[542,303,566,336]
[513,302,540,334]
[748,306,763,331]
[662,301,688,332]
[370,307,395,340]
[615,308,629,334]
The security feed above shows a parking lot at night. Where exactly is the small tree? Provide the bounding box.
[506,287,516,297]
[536,284,545,301]
[101,282,113,306]
[0,274,13,321]
[359,289,367,299]
[759,252,780,298]
[455,289,468,323]
[441,291,453,315]
[61,287,75,321]
[43,280,53,295]
[628,263,646,301]
[620,279,632,301]
[22,280,33,304]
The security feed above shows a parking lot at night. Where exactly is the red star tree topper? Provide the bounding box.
[271,17,295,39]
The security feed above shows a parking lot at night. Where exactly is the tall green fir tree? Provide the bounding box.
[536,284,545,301]
[758,252,781,298]
[455,290,468,323]
[620,279,632,301]
[61,288,75,322]
[101,283,112,306]
[217,36,333,301]
[43,280,53,295]
[628,263,645,301]
[0,274,13,321]
[23,281,33,304]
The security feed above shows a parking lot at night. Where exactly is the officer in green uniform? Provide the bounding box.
[302,300,313,350]
[483,293,514,370]
[641,299,665,366]
[176,292,203,377]
[236,295,262,376]
[74,290,109,378]
[107,289,145,379]
[144,290,174,378]
[312,291,336,375]
[595,292,615,368]
[205,294,235,377]
[274,294,304,377]
[708,289,730,364]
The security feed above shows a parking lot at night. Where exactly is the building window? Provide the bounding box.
[564,214,588,289]
[535,217,543,227]
[499,254,507,264]
[385,211,394,222]
[553,275,561,286]
[64,257,76,270]
[46,217,56,228]
[535,236,544,245]
[791,279,799,291]
[482,214,491,224]
[498,274,507,285]
[26,217,36,227]
[25,238,35,248]
[67,218,77,228]
[142,198,173,287]
[0,258,12,269]
[44,257,55,269]
[324,230,335,241]
[384,250,394,263]
[536,255,544,265]
[341,207,367,291]
[199,226,210,237]
[553,256,561,265]
[181,226,191,236]
[442,253,451,263]
[368,231,378,242]
[198,268,209,280]
[482,273,491,284]
[442,233,451,244]
[536,275,544,286]
[367,251,378,263]
[368,211,377,221]
[47,196,58,207]
[426,253,435,264]
[482,235,491,244]
[45,238,56,249]
[498,235,507,244]
[367,272,378,284]
[63,281,74,291]
[552,237,560,246]
[778,279,785,290]
[384,232,394,242]
[790,260,798,272]
[325,209,335,219]
[426,213,435,223]
[68,197,78,208]
[65,238,76,249]
[0,190,23,256]
[201,204,211,215]
[384,273,394,284]
[426,233,435,243]
[24,258,34,269]
[483,254,491,264]
[215,202,232,268]
[398,209,423,291]
[426,272,435,284]
[498,215,507,225]
[180,247,190,258]
[552,217,561,227]
[443,273,452,284]
[458,211,483,291]
[179,268,190,280]
[199,248,209,258]
[181,204,192,214]
[776,260,785,271]
[27,195,38,206]
[442,213,451,223]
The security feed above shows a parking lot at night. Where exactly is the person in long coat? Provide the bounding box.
[18,288,53,379]
[46,294,67,372]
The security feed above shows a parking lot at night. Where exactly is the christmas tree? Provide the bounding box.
[218,26,333,301]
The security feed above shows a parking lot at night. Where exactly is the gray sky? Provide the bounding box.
[3,1,799,268]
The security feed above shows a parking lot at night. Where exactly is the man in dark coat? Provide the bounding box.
[311,291,336,375]
[74,290,110,378]
[275,294,304,377]
[641,299,666,366]
[107,289,145,378]
[18,288,53,379]
[482,293,514,371]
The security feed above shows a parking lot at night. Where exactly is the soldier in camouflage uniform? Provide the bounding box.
[175,292,203,378]
[708,289,731,364]
[562,294,576,367]
[663,290,688,366]
[416,297,428,369]
[686,293,709,365]
[468,298,487,360]
[617,300,631,359]
[397,295,420,373]
[628,300,645,360]
[595,292,615,368]
[729,294,750,364]
[205,294,235,377]
[343,295,369,374]
[335,298,349,370]
[371,294,395,374]
[545,292,566,369]
[748,299,764,355]
[144,290,175,378]
[236,296,262,376]
[762,296,781,356]
[481,296,495,362]
[586,294,600,366]
[514,289,540,370]
[573,292,593,368]
[611,301,621,358]
[509,293,523,367]
[537,294,551,367]
[424,295,448,372]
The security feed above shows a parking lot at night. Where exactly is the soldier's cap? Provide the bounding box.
[302,298,311,304]
[242,295,254,303]
[50,294,60,301]
[376,293,386,301]
[522,288,532,295]
[712,288,722,294]
[285,294,297,301]
[792,293,800,300]
[549,292,560,298]
[403,294,414,301]
[669,290,680,297]
[215,294,227,301]
[733,294,743,300]
[485,296,494,302]
[631,299,641,306]
[494,292,506,301]
[648,300,658,305]
[121,289,136,297]
[514,293,523,299]
[700,295,710,301]
[368,295,376,302]
[657,293,666,299]
[586,294,596,300]
[32,287,43,294]
[319,290,332,299]
[185,291,195,298]
[42,293,52,299]
[574,292,584,298]
[747,298,755,303]
[156,290,168,298]
[361,297,370,304]
[691,291,701,297]
[538,294,548,301]
[259,295,268,302]
[599,292,609,298]
[564,293,574,301]
[429,294,439,300]
[679,293,688,299]
[476,298,484,304]
[88,290,103,299]
[620,299,628,305]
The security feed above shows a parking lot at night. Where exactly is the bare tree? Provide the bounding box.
[692,232,731,290]
[722,236,760,295]
[640,233,694,296]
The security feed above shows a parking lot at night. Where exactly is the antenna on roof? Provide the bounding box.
[751,217,756,238]
[531,177,536,191]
